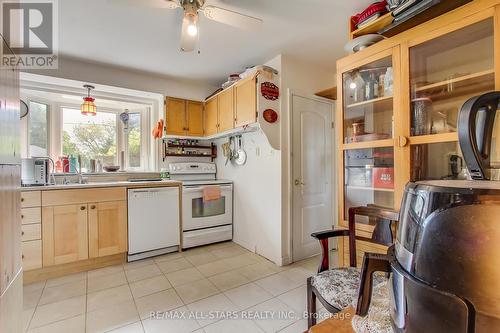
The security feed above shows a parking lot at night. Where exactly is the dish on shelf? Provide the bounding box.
[344,34,386,53]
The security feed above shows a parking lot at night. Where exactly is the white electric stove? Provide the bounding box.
[169,162,233,249]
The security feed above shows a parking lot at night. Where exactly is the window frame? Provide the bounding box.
[20,96,151,172]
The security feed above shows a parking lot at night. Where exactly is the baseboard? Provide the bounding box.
[23,253,126,285]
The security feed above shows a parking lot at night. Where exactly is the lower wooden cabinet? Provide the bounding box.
[21,240,42,270]
[42,204,89,266]
[88,201,127,258]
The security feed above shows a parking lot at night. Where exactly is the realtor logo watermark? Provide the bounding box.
[1,0,58,69]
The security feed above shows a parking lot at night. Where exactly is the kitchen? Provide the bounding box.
[1,1,500,333]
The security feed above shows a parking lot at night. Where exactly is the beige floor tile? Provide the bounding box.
[203,318,264,333]
[109,321,144,333]
[210,246,248,259]
[107,321,145,333]
[88,271,128,293]
[254,273,302,296]
[153,251,183,264]
[38,279,86,306]
[86,300,139,333]
[141,306,200,333]
[23,307,35,332]
[197,260,236,277]
[45,272,87,288]
[223,282,273,310]
[208,271,250,291]
[24,287,43,310]
[87,284,133,312]
[130,275,172,299]
[278,319,308,333]
[157,258,193,274]
[166,267,204,287]
[174,279,219,304]
[135,289,184,320]
[181,246,210,257]
[30,295,86,329]
[277,267,312,285]
[249,298,299,333]
[87,264,124,279]
[222,253,260,269]
[202,241,236,251]
[27,314,85,333]
[277,285,307,313]
[23,281,46,294]
[123,258,156,271]
[186,293,236,327]
[125,264,162,283]
[185,252,220,266]
[237,262,281,281]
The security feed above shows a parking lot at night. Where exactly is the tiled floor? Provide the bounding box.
[23,242,337,333]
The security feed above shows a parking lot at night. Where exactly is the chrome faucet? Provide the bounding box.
[77,155,86,184]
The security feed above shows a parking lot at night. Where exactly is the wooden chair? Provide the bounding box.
[306,205,399,328]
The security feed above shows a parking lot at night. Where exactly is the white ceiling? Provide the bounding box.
[59,0,373,85]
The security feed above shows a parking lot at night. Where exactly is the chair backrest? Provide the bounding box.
[347,205,399,268]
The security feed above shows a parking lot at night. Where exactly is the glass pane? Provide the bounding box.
[343,56,394,144]
[192,197,226,218]
[410,142,464,181]
[410,19,494,136]
[62,108,117,171]
[127,113,141,168]
[344,147,395,224]
[28,101,48,157]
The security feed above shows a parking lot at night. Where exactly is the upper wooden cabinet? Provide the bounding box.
[166,97,204,136]
[42,204,89,266]
[88,201,127,258]
[218,87,235,132]
[205,97,219,136]
[234,77,257,127]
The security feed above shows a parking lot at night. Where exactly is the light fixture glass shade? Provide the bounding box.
[81,97,96,116]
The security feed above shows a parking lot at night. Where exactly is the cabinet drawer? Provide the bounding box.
[22,240,42,271]
[42,188,127,206]
[22,224,41,242]
[21,191,41,208]
[21,207,41,225]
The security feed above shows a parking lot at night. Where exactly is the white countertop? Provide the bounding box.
[21,179,182,191]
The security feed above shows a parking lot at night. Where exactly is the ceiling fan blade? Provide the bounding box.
[202,5,262,30]
[109,0,180,9]
[180,16,197,52]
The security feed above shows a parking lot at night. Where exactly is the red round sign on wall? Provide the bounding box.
[261,82,280,101]
[263,109,278,123]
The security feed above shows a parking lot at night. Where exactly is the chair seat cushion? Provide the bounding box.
[310,267,386,310]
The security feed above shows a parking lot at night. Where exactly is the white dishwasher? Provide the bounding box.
[128,187,180,261]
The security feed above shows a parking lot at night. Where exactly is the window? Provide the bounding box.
[28,101,49,157]
[62,108,118,171]
[126,112,141,168]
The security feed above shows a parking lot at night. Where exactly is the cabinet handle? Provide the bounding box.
[21,231,25,236]
[21,215,24,219]
[91,205,96,210]
[80,206,86,211]
[21,198,24,202]
[22,254,24,260]
[398,136,409,148]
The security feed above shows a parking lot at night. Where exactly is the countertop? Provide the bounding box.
[21,180,182,191]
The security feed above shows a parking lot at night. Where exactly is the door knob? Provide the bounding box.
[294,179,305,186]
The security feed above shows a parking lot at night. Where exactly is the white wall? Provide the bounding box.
[25,57,217,101]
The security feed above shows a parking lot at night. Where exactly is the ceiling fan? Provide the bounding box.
[116,0,263,52]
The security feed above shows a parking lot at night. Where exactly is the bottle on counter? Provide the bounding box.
[69,155,77,173]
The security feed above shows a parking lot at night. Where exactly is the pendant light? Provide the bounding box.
[81,84,97,116]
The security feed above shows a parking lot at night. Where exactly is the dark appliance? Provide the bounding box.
[356,92,500,333]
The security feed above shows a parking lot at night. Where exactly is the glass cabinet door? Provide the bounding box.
[408,18,495,181]
[343,56,394,144]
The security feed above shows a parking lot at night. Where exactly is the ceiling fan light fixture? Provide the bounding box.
[185,12,198,37]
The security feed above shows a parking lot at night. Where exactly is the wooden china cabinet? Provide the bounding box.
[336,0,500,266]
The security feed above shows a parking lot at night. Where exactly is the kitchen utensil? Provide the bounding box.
[344,34,385,53]
[234,136,247,166]
[103,165,120,172]
[411,97,432,135]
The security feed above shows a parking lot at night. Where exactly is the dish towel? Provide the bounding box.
[203,185,222,202]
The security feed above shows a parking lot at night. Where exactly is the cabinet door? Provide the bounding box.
[235,78,257,127]
[166,97,187,136]
[88,201,127,258]
[186,101,204,136]
[42,204,88,266]
[205,97,219,136]
[218,87,235,132]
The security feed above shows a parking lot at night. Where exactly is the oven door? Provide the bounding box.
[182,184,233,231]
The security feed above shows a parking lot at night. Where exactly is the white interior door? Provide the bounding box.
[292,95,333,261]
